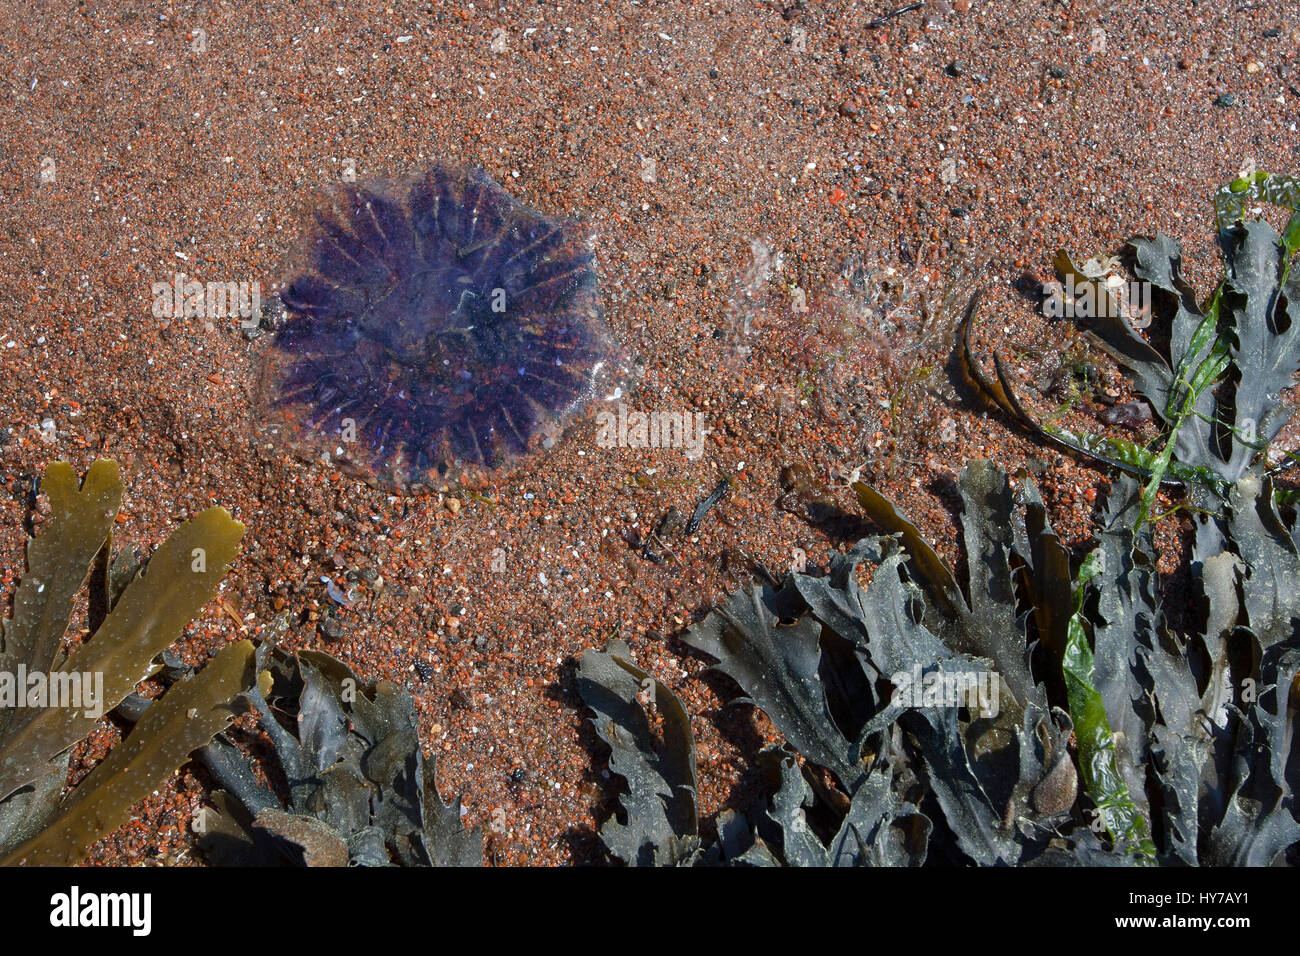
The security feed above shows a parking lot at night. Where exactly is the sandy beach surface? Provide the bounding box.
[0,0,1296,864]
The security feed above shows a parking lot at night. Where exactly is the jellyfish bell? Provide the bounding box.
[253,165,633,493]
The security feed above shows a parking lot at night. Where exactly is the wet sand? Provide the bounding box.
[0,1,1296,864]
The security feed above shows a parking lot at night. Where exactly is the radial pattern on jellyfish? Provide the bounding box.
[254,165,626,491]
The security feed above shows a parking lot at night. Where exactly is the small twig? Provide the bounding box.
[867,1,923,28]
[643,530,683,568]
[220,600,249,634]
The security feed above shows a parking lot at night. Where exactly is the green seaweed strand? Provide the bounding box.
[1063,552,1157,863]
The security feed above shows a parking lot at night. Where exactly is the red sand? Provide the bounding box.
[0,0,1296,865]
